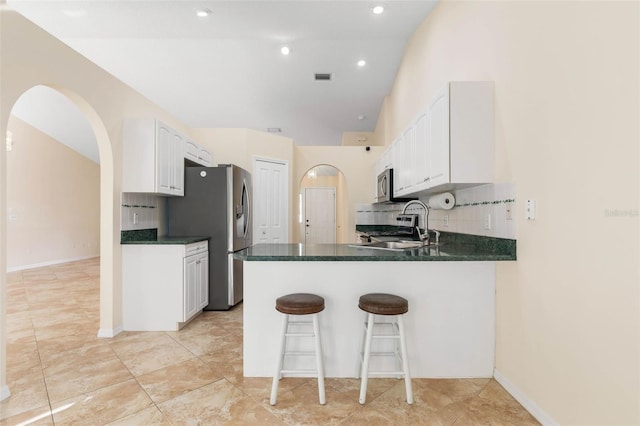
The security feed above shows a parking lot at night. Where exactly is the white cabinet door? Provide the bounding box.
[123,118,185,196]
[392,136,403,196]
[156,122,173,194]
[184,251,209,321]
[197,147,213,166]
[401,124,416,195]
[427,85,450,188]
[413,110,430,192]
[154,121,184,196]
[171,132,184,195]
[184,139,199,163]
[184,138,213,167]
[183,254,199,322]
[196,253,209,310]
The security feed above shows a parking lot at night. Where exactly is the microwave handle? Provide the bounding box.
[379,174,387,197]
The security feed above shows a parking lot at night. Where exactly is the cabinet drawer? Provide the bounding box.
[185,241,208,256]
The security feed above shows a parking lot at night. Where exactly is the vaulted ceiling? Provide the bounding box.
[7,1,438,162]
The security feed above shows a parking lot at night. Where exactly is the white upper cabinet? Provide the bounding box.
[431,81,494,190]
[387,81,494,198]
[426,85,450,188]
[123,118,185,196]
[184,138,213,167]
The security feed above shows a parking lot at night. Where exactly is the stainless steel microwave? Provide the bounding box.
[376,169,416,203]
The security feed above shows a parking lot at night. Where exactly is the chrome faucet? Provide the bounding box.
[401,200,430,243]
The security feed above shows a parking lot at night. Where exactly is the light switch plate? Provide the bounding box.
[483,213,491,230]
[526,199,535,220]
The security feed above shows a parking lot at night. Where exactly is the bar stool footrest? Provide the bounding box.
[284,351,317,357]
[280,369,320,375]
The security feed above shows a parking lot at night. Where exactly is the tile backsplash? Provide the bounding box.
[356,182,516,239]
[120,193,161,231]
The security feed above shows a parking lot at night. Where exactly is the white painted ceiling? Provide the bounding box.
[11,85,101,163]
[6,1,438,162]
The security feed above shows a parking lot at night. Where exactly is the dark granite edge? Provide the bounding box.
[121,228,157,243]
[234,253,515,262]
[121,229,208,245]
[355,228,516,259]
[437,231,516,258]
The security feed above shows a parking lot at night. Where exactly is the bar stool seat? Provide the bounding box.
[359,293,408,316]
[276,293,325,315]
[358,293,413,405]
[270,293,326,405]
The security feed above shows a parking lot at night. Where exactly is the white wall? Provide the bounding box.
[6,117,100,270]
[374,1,639,424]
[0,9,202,398]
[294,145,383,243]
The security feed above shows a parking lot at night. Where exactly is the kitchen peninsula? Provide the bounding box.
[235,233,515,378]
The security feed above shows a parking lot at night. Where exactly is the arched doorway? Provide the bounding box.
[299,164,349,244]
[1,85,115,391]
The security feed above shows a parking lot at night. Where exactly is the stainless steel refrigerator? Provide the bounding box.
[167,164,252,310]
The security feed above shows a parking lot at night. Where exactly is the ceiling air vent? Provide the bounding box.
[314,73,333,81]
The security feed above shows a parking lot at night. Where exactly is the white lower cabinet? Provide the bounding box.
[123,241,209,331]
[183,251,209,321]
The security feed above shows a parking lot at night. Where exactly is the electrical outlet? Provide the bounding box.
[443,215,449,227]
[133,212,139,224]
[484,213,491,230]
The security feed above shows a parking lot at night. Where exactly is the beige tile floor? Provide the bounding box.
[2,258,539,425]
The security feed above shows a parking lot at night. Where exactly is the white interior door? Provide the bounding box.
[253,158,288,244]
[304,187,336,244]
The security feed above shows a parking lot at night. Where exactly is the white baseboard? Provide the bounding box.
[97,325,123,338]
[7,255,98,273]
[494,368,557,426]
[0,384,10,401]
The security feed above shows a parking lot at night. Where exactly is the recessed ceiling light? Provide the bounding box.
[195,8,212,17]
[281,46,291,56]
[358,115,367,121]
[371,5,385,15]
[357,60,366,67]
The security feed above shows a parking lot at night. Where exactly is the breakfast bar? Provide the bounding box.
[235,233,516,379]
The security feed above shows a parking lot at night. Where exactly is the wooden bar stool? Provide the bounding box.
[358,293,413,404]
[270,293,326,405]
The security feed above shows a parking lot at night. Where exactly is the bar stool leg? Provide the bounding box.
[270,313,289,405]
[398,315,414,404]
[312,313,326,405]
[359,312,375,404]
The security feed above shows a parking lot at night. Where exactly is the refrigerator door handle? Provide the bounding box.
[240,178,250,239]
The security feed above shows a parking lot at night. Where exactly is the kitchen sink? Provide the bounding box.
[350,240,439,252]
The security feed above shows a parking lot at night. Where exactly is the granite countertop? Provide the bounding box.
[234,232,516,262]
[120,229,208,245]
